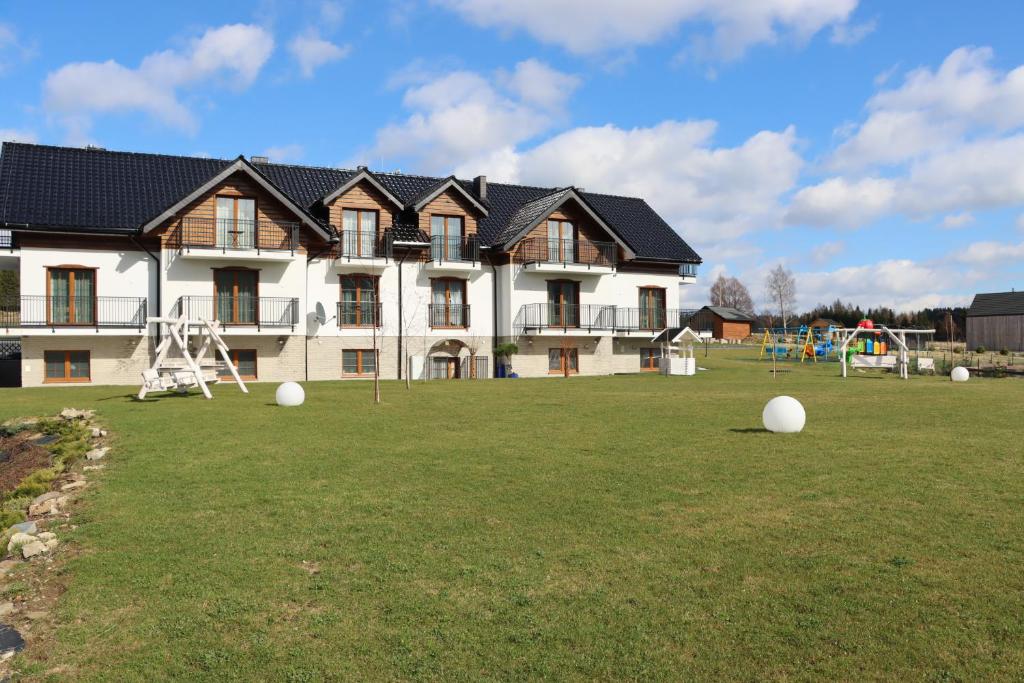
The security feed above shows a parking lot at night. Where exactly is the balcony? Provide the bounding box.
[680,262,698,283]
[425,235,481,273]
[174,217,300,261]
[515,304,691,335]
[514,237,616,274]
[333,230,392,271]
[337,300,382,328]
[428,303,470,329]
[1,295,147,331]
[0,231,17,269]
[172,296,299,330]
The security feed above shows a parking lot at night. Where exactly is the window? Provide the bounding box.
[340,275,379,327]
[218,349,257,380]
[47,267,95,325]
[548,348,579,375]
[430,215,464,260]
[341,209,378,257]
[343,349,376,376]
[214,269,258,324]
[546,219,575,263]
[547,280,579,327]
[44,350,90,383]
[640,348,661,371]
[638,287,667,329]
[215,196,256,249]
[430,278,467,327]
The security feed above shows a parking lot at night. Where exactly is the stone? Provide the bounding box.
[90,427,102,438]
[36,532,56,542]
[59,408,93,421]
[44,539,59,551]
[24,611,47,621]
[6,533,36,554]
[60,480,87,492]
[21,541,47,559]
[29,492,61,507]
[0,603,13,618]
[85,447,109,461]
[82,464,105,472]
[8,522,36,536]
[28,496,66,517]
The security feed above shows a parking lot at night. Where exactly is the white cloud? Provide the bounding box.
[809,240,845,264]
[0,23,36,74]
[43,24,273,142]
[940,212,974,229]
[794,259,969,312]
[262,144,305,162]
[1017,214,1024,232]
[288,30,351,78]
[434,0,860,61]
[319,1,346,27]
[0,128,37,143]
[830,18,876,45]
[786,177,895,228]
[368,60,579,172]
[956,240,1024,265]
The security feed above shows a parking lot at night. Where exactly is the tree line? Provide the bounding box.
[707,269,967,341]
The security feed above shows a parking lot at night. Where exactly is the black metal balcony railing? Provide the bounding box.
[0,295,147,329]
[177,217,300,253]
[428,303,470,328]
[515,303,694,333]
[172,296,299,329]
[429,235,480,263]
[680,263,699,277]
[337,300,382,327]
[0,231,13,250]
[514,237,616,268]
[333,230,392,261]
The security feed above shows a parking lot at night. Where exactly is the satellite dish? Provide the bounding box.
[314,302,327,325]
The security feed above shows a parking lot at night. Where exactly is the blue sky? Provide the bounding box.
[2,0,1023,311]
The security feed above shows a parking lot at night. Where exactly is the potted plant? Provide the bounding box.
[493,342,519,378]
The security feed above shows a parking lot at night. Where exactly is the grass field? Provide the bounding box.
[2,350,1022,681]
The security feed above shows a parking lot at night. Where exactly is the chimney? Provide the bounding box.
[357,165,368,171]
[473,175,487,200]
[251,155,269,164]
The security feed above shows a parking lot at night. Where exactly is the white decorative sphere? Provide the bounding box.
[762,396,806,433]
[950,366,970,382]
[275,382,305,406]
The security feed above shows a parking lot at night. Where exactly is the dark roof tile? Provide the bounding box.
[967,291,1024,316]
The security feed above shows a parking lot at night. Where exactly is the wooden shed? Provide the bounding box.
[687,306,754,341]
[967,291,1024,352]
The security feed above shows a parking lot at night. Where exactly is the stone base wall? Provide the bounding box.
[20,336,153,388]
[212,335,306,383]
[504,336,657,377]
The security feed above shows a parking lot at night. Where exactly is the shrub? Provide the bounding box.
[975,346,986,354]
[11,467,59,499]
[1000,347,1010,356]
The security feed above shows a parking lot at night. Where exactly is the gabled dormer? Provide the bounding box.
[497,188,634,274]
[412,176,490,272]
[322,167,404,269]
[143,157,332,262]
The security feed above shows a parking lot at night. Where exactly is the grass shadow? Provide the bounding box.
[729,427,770,433]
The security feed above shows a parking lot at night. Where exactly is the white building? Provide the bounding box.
[0,143,701,386]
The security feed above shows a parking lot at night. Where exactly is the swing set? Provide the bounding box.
[137,315,249,400]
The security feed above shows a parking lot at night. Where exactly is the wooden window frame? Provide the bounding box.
[546,279,580,328]
[430,214,466,260]
[339,274,380,328]
[213,267,260,325]
[546,219,576,262]
[638,285,667,329]
[215,195,258,248]
[342,349,378,377]
[640,347,661,371]
[219,348,257,380]
[340,208,380,257]
[45,266,97,326]
[43,350,91,383]
[429,277,468,329]
[547,347,579,375]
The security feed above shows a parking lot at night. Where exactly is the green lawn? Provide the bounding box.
[2,351,1023,681]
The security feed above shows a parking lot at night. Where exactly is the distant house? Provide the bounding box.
[688,306,754,341]
[808,317,843,332]
[967,291,1024,352]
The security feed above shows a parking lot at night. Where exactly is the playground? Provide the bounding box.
[1,348,1022,680]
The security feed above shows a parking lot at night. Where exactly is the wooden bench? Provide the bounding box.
[850,354,897,370]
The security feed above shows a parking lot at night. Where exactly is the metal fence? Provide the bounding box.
[0,295,147,329]
[429,235,480,262]
[172,296,299,329]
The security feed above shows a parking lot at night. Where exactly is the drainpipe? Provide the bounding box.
[490,257,499,378]
[305,240,337,382]
[397,248,410,379]
[131,234,160,341]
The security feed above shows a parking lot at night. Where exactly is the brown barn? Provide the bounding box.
[688,306,754,341]
[808,317,843,332]
[967,291,1024,352]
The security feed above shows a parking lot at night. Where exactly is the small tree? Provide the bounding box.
[764,264,797,331]
[494,342,519,375]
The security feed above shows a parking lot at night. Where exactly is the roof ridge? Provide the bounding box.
[0,141,235,164]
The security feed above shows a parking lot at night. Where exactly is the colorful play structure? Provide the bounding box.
[759,319,935,379]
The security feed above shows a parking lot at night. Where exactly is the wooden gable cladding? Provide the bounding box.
[153,170,327,251]
[515,199,624,262]
[417,188,480,235]
[327,179,395,230]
